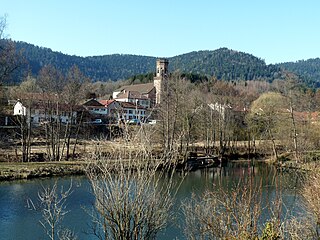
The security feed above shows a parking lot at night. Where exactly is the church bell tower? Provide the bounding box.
[154,58,169,104]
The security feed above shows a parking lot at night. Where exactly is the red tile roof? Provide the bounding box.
[99,99,116,106]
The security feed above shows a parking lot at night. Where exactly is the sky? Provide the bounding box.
[1,0,320,64]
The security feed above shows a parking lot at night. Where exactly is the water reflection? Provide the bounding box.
[0,163,304,240]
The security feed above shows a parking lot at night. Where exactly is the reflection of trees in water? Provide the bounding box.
[180,163,313,239]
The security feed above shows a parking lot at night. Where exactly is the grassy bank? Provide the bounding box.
[0,161,86,181]
[1,139,320,181]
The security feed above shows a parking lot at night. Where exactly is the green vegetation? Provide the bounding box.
[12,41,285,84]
[170,48,281,82]
[277,58,320,87]
[14,41,156,82]
[1,40,318,89]
[10,41,320,88]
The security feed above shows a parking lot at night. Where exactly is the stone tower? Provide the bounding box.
[153,58,169,104]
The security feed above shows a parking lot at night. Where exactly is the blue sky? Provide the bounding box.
[1,0,320,64]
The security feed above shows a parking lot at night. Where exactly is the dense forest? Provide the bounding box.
[169,48,282,81]
[277,58,320,88]
[9,41,320,87]
[12,41,283,83]
[14,41,156,82]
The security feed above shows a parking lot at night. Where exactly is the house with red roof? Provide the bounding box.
[82,98,108,116]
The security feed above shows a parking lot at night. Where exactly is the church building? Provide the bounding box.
[112,58,169,108]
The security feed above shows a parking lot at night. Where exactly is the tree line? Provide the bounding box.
[10,41,290,84]
[2,63,320,164]
[278,58,320,88]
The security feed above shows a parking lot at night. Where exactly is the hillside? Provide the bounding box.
[170,48,281,81]
[12,41,283,83]
[15,41,156,82]
[277,59,320,87]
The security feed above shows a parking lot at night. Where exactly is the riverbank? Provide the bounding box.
[0,161,86,181]
[0,145,320,181]
[1,158,319,182]
[264,151,320,173]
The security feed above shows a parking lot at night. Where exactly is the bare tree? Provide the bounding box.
[37,181,75,240]
[0,15,22,115]
[285,216,317,240]
[0,15,20,84]
[10,76,40,161]
[156,74,202,161]
[181,178,266,239]
[37,65,65,161]
[300,172,320,238]
[282,172,320,240]
[62,65,89,160]
[85,136,178,239]
[280,74,303,162]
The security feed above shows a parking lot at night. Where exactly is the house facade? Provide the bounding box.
[112,83,156,109]
[100,99,147,122]
[99,99,120,121]
[82,99,108,116]
[13,100,79,125]
[117,101,147,121]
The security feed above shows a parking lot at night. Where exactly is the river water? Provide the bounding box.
[0,163,304,240]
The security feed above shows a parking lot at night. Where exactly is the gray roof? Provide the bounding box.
[115,83,154,94]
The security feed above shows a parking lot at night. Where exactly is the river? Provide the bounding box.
[0,163,304,240]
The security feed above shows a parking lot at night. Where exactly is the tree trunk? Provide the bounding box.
[289,105,299,163]
[268,129,278,161]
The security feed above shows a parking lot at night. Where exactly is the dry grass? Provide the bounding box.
[0,161,86,180]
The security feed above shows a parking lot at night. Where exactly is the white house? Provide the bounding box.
[118,101,147,121]
[13,100,27,116]
[113,83,156,109]
[99,99,148,122]
[13,100,79,125]
[99,99,120,120]
[208,103,232,120]
[82,99,108,115]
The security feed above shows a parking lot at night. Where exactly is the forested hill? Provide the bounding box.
[277,59,320,87]
[15,41,156,81]
[14,41,282,83]
[170,48,281,81]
